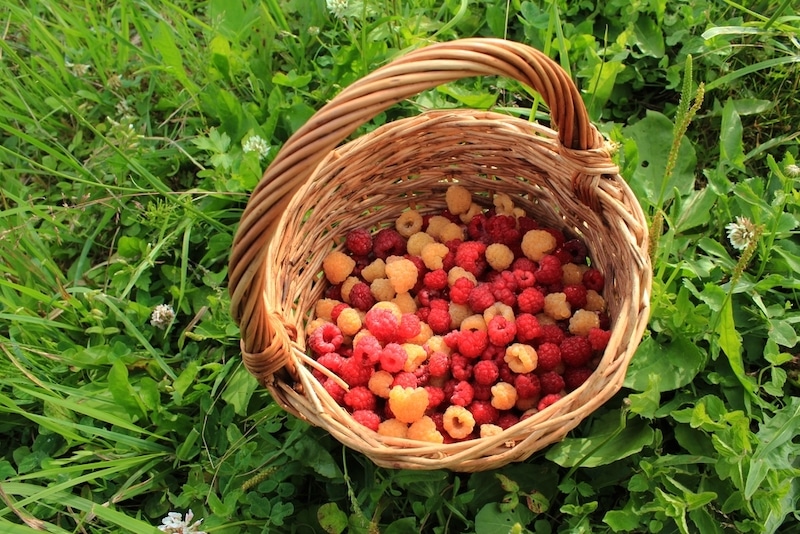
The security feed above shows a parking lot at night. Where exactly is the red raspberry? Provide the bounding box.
[498,412,519,430]
[397,313,422,341]
[427,308,451,335]
[345,228,373,256]
[513,269,537,289]
[349,282,376,312]
[323,378,346,404]
[373,228,406,259]
[583,268,605,292]
[514,373,541,399]
[414,364,430,386]
[351,255,371,278]
[450,277,476,305]
[539,324,566,346]
[560,336,593,367]
[458,329,489,359]
[325,284,343,301]
[425,386,446,411]
[416,288,438,308]
[473,360,499,386]
[443,330,461,350]
[451,354,473,381]
[317,352,345,374]
[497,360,515,384]
[468,284,495,313]
[481,343,505,362]
[467,213,488,241]
[515,313,541,343]
[344,386,377,411]
[486,215,520,246]
[442,250,457,271]
[308,323,344,355]
[588,327,612,351]
[512,257,536,272]
[536,342,561,372]
[365,307,399,343]
[352,409,380,431]
[517,216,538,234]
[430,298,449,311]
[423,269,448,291]
[539,371,565,395]
[353,334,382,365]
[564,367,594,390]
[450,380,475,406]
[542,227,565,247]
[473,383,492,401]
[487,316,517,346]
[468,401,499,426]
[563,284,588,309]
[331,303,349,322]
[405,254,427,292]
[599,311,611,330]
[535,255,563,285]
[440,209,460,223]
[339,357,373,387]
[379,343,408,373]
[392,371,418,389]
[455,241,487,277]
[538,393,563,411]
[554,238,588,265]
[490,271,518,307]
[517,287,545,315]
[428,351,450,378]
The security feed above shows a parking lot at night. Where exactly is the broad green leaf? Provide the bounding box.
[437,84,497,109]
[720,99,745,171]
[673,187,717,232]
[475,503,535,534]
[716,297,755,394]
[286,437,342,479]
[745,398,800,499]
[107,361,144,420]
[221,364,257,416]
[624,335,706,392]
[633,17,665,57]
[318,502,348,534]
[272,70,313,89]
[604,508,642,532]
[384,517,418,534]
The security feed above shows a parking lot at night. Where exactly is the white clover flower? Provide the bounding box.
[785,164,800,178]
[242,135,270,160]
[725,216,756,251]
[64,60,91,77]
[150,304,175,329]
[326,0,348,18]
[158,510,206,534]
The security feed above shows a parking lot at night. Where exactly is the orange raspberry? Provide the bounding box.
[322,251,356,284]
[407,416,444,443]
[402,343,428,373]
[336,307,362,336]
[377,418,408,438]
[569,309,600,336]
[521,230,557,261]
[315,298,342,322]
[388,386,429,424]
[438,222,465,243]
[442,405,476,439]
[543,292,571,320]
[490,382,518,410]
[385,257,419,294]
[361,258,386,282]
[562,263,589,285]
[584,290,606,312]
[370,278,396,302]
[445,184,472,215]
[425,216,451,241]
[368,370,395,398]
[407,231,435,256]
[485,243,515,271]
[504,343,538,374]
[421,242,450,270]
[479,423,504,439]
[396,209,423,238]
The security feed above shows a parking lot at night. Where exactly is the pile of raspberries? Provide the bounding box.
[305,185,611,444]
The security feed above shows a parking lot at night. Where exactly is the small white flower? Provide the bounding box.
[308,26,321,36]
[725,216,756,251]
[150,304,175,329]
[64,60,91,77]
[326,0,348,18]
[158,509,206,534]
[242,135,270,160]
[785,164,800,178]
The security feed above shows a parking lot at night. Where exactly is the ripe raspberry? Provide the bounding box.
[442,405,476,439]
[564,367,594,390]
[388,386,429,424]
[490,382,518,410]
[392,371,418,389]
[352,409,380,432]
[504,343,538,374]
[428,351,450,378]
[344,386,377,411]
[322,251,356,284]
[427,308,452,335]
[330,302,349,323]
[468,284,495,313]
[514,373,541,399]
[512,257,536,272]
[379,343,408,373]
[373,228,406,259]
[467,213,488,241]
[352,334,382,365]
[539,371,565,395]
[582,268,605,292]
[599,311,611,330]
[316,352,345,374]
[517,287,545,315]
[324,284,343,301]
[407,416,445,443]
[554,238,588,265]
[497,360,515,384]
[308,323,344,355]
[588,327,612,351]
[515,313,541,343]
[455,241,487,277]
[517,216,538,234]
[513,269,537,289]
[539,324,566,346]
[450,277,476,305]
[473,383,492,401]
[396,209,424,238]
[378,418,408,438]
[323,378,346,404]
[364,306,399,343]
[560,336,593,367]
[563,284,588,309]
[569,309,600,337]
[339,357,373,387]
[489,271,518,307]
[430,298,449,311]
[485,243,515,271]
[348,282,375,312]
[497,412,520,430]
[368,370,394,398]
[451,354,473,381]
[486,215,520,246]
[472,360,498,386]
[413,363,430,385]
[535,255,563,285]
[535,342,561,372]
[521,229,557,261]
[468,401,499,426]
[397,313,422,342]
[423,269,448,291]
[487,316,517,346]
[337,307,362,336]
[538,393,563,411]
[424,386,446,411]
[457,329,489,359]
[450,380,475,407]
[345,228,373,256]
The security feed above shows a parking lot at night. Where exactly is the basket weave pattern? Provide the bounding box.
[229,39,651,472]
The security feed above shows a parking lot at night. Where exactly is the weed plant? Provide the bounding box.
[0,0,798,533]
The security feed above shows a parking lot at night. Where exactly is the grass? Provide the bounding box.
[0,0,799,533]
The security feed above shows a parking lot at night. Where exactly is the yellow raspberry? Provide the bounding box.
[315,298,342,322]
[425,216,451,241]
[491,382,518,410]
[407,232,435,256]
[377,418,408,438]
[385,258,419,294]
[584,290,606,312]
[361,258,386,282]
[420,242,450,270]
[402,343,428,372]
[561,263,588,285]
[569,309,600,336]
[388,386,429,424]
[322,250,356,284]
[504,343,538,373]
[396,209,423,238]
[493,192,515,215]
[341,276,361,303]
[449,302,472,330]
[479,423,504,439]
[371,301,403,322]
[305,317,329,336]
[445,184,472,215]
[392,292,417,314]
[483,303,515,324]
[521,230,557,261]
[511,207,526,219]
[536,313,557,326]
[448,266,477,286]
[485,243,514,271]
[544,292,571,320]
[459,202,483,224]
[438,222,465,243]
[406,322,432,346]
[408,416,445,443]
[337,307,363,336]
[460,314,487,332]
[442,405,475,439]
[424,335,450,355]
[368,370,395,398]
[370,278,396,302]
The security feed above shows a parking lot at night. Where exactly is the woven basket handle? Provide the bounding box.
[230,38,603,380]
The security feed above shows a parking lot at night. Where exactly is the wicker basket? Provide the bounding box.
[228,38,651,472]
